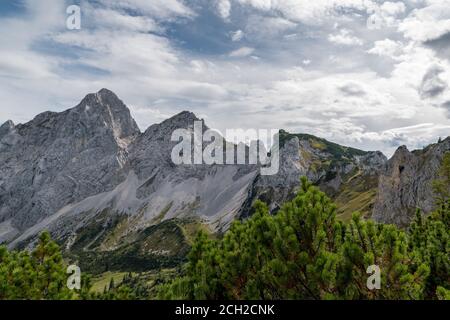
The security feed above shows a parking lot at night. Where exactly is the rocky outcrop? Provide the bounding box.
[372,138,450,226]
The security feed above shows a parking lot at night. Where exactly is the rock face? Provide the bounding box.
[0,89,139,242]
[0,89,446,251]
[125,110,257,232]
[372,138,450,227]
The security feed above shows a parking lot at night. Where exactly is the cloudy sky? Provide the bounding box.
[1,0,450,156]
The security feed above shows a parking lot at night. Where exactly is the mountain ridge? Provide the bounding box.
[1,89,448,266]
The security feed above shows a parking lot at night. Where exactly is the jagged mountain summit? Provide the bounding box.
[0,89,448,261]
[0,89,139,241]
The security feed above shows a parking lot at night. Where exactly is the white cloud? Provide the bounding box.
[230,30,244,41]
[380,1,406,16]
[367,39,405,60]
[52,30,181,79]
[237,0,376,25]
[244,15,297,39]
[338,82,367,97]
[398,1,450,41]
[95,0,194,20]
[328,29,364,46]
[90,8,161,32]
[0,51,54,79]
[190,59,217,74]
[390,44,450,100]
[367,1,407,28]
[216,0,232,19]
[229,47,255,57]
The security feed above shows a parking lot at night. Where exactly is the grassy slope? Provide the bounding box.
[333,171,379,221]
[66,215,213,274]
[90,268,179,297]
[90,271,128,293]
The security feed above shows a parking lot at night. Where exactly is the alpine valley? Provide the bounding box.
[0,89,449,273]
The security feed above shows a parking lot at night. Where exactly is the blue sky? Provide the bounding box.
[0,0,450,156]
[0,1,26,16]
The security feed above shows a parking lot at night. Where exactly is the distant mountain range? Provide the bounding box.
[0,89,448,272]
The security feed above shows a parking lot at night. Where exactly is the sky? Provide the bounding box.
[0,0,449,157]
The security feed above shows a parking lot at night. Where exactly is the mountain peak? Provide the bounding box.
[97,88,117,96]
[79,88,124,110]
[1,120,14,130]
[141,110,201,140]
[75,89,140,139]
[439,136,450,144]
[0,120,15,138]
[171,110,199,122]
[160,110,200,128]
[95,88,123,104]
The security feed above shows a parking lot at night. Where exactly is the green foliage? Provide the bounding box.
[436,286,450,300]
[159,176,449,300]
[0,232,74,300]
[409,205,450,299]
[95,271,160,300]
[338,214,429,299]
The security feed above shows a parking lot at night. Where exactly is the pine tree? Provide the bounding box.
[31,232,73,299]
[409,201,450,298]
[338,214,429,299]
[109,278,115,291]
[437,286,450,300]
[0,231,73,300]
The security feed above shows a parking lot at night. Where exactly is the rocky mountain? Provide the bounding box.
[0,89,139,242]
[0,90,258,250]
[249,130,387,221]
[372,137,450,227]
[0,89,448,271]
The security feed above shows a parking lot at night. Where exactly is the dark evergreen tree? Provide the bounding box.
[0,231,73,300]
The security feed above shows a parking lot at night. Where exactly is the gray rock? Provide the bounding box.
[0,120,15,138]
[0,89,139,242]
[372,138,450,226]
